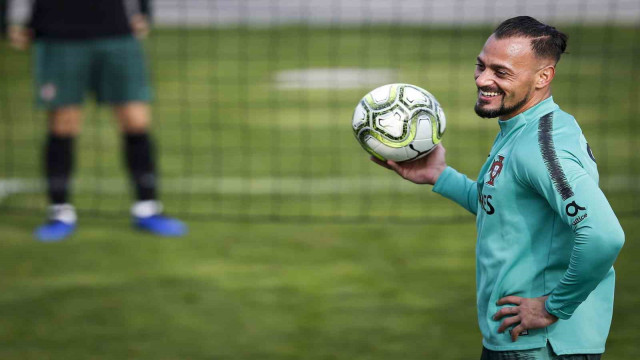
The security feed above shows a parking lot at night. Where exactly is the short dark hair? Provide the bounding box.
[493,16,568,63]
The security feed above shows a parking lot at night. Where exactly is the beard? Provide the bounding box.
[474,91,530,119]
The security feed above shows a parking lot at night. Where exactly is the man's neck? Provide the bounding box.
[499,90,552,121]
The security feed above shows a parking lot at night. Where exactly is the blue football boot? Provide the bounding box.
[134,214,187,237]
[34,220,76,242]
[34,204,77,242]
[131,201,187,237]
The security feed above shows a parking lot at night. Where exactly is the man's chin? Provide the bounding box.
[474,103,501,118]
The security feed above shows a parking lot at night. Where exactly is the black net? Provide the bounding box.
[1,0,639,222]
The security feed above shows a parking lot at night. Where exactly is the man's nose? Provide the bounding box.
[475,70,493,88]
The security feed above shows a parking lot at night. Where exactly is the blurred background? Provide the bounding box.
[0,0,638,359]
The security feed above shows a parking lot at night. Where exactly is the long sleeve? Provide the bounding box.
[432,166,478,215]
[543,156,623,319]
[515,121,625,320]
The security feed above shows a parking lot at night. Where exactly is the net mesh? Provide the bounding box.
[1,0,639,222]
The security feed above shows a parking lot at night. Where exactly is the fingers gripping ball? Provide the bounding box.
[352,84,446,162]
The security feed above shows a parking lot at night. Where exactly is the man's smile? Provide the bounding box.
[478,89,504,102]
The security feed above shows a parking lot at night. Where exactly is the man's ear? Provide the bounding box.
[536,65,555,89]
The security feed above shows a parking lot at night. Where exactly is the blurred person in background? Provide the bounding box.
[2,0,187,241]
[374,16,624,359]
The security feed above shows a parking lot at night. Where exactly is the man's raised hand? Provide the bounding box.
[370,144,447,185]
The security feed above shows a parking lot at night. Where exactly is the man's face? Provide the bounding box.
[474,35,541,119]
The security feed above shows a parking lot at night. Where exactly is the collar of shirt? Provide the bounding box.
[498,96,560,136]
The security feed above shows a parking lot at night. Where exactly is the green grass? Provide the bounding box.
[0,214,638,359]
[0,25,639,358]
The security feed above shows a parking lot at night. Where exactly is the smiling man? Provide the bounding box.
[474,24,559,121]
[373,16,624,359]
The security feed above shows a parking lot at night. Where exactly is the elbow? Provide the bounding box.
[577,222,625,268]
[611,226,625,255]
[595,224,625,261]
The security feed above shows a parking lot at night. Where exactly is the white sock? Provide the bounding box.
[48,204,77,224]
[131,200,163,218]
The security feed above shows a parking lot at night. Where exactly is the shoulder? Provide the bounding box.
[512,108,590,185]
[514,108,584,162]
[540,109,583,151]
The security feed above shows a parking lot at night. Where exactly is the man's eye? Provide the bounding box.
[496,71,508,77]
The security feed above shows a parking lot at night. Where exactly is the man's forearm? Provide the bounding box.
[432,166,478,215]
[545,221,624,320]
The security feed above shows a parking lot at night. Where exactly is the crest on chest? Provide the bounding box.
[486,155,505,187]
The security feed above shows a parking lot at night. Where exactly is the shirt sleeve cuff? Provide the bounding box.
[432,166,457,194]
[545,298,572,320]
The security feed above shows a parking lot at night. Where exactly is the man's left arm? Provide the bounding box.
[494,133,624,341]
[539,151,625,319]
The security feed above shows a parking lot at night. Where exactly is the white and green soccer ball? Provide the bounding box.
[352,83,446,162]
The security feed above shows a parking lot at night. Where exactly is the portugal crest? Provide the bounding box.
[487,155,505,186]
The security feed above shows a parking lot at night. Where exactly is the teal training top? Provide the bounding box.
[433,97,625,354]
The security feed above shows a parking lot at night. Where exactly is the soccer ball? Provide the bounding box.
[352,83,446,162]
